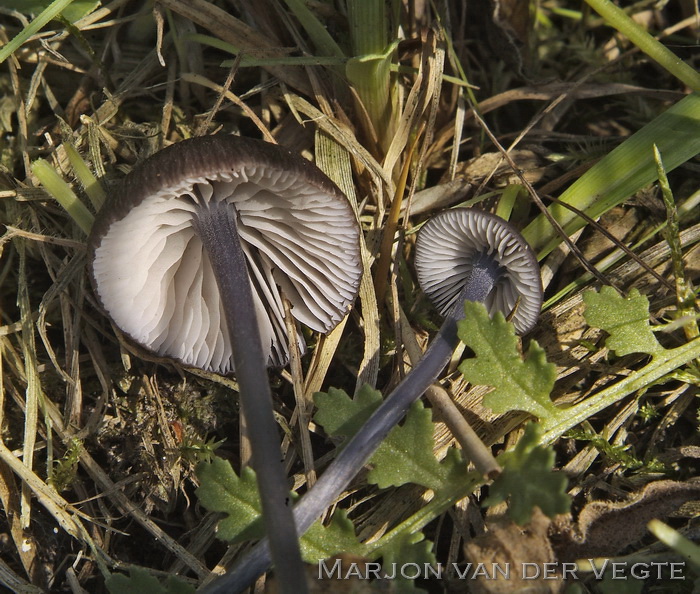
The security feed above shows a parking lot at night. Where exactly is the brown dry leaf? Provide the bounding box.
[456,150,547,187]
[579,207,641,263]
[462,508,562,593]
[551,480,700,562]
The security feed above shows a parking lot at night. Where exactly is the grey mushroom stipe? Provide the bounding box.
[205,208,543,594]
[88,135,363,594]
[88,135,362,375]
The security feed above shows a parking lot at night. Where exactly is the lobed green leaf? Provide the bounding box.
[458,301,558,419]
[366,402,466,492]
[314,386,470,495]
[484,424,570,525]
[301,509,365,561]
[313,384,382,443]
[106,567,194,594]
[583,286,662,356]
[196,457,365,561]
[195,458,264,543]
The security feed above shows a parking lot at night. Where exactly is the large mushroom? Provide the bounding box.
[208,208,543,593]
[88,135,362,374]
[88,134,363,592]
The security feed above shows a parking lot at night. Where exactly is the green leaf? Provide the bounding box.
[374,530,436,589]
[585,0,700,91]
[314,387,470,494]
[196,457,365,561]
[457,301,558,419]
[195,458,264,543]
[106,567,194,594]
[313,385,383,442]
[301,509,365,561]
[367,401,466,493]
[583,287,662,356]
[485,424,570,525]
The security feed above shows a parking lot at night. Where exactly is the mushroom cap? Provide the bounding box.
[414,208,542,334]
[88,135,363,374]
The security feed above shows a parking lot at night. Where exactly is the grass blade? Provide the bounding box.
[31,159,93,235]
[0,0,76,65]
[585,0,700,91]
[523,93,700,257]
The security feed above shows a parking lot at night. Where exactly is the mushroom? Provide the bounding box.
[88,134,363,593]
[207,208,542,593]
[88,135,362,374]
[414,208,542,334]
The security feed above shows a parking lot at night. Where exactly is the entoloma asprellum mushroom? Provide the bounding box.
[213,208,543,593]
[88,134,363,593]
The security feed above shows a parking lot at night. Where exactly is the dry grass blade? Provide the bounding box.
[183,73,276,142]
[472,110,615,289]
[0,455,41,586]
[286,93,394,191]
[0,440,84,541]
[315,129,380,391]
[383,31,438,174]
[0,555,44,594]
[283,297,316,486]
[16,240,40,531]
[159,0,311,94]
[374,130,421,315]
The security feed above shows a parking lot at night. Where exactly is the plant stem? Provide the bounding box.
[32,159,94,235]
[194,202,307,594]
[204,258,502,593]
[540,336,700,443]
[346,0,394,149]
[655,145,699,342]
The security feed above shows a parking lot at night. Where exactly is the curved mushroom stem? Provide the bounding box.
[203,254,503,593]
[194,202,308,594]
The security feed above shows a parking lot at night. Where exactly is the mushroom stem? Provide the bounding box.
[194,202,308,594]
[205,255,503,593]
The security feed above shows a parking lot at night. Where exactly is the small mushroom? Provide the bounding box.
[208,208,543,592]
[88,135,362,593]
[415,208,542,334]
